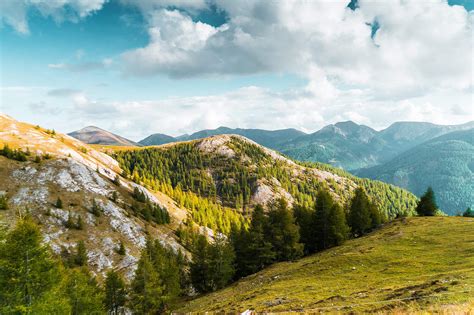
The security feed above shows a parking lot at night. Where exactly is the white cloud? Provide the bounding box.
[121,0,473,100]
[0,0,107,34]
[48,58,113,72]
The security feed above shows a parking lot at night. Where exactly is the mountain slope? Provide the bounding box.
[143,126,307,148]
[114,134,418,226]
[175,217,474,313]
[357,129,474,215]
[0,114,188,280]
[378,121,474,160]
[69,126,139,146]
[277,121,388,170]
[277,121,474,170]
[139,133,177,146]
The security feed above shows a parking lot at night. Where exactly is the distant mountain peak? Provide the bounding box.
[69,126,138,147]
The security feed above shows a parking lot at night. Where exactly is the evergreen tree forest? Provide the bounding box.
[1,187,387,314]
[114,137,417,234]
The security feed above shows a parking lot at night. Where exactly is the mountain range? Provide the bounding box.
[2,113,473,313]
[69,120,473,215]
[1,113,416,277]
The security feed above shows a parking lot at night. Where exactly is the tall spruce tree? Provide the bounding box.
[0,218,60,313]
[65,268,104,315]
[293,204,315,254]
[326,203,350,247]
[348,187,372,237]
[416,187,438,216]
[104,270,126,315]
[130,252,165,314]
[232,205,275,278]
[266,198,303,261]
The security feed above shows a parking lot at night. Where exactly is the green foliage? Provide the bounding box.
[463,207,474,217]
[65,211,83,230]
[117,240,126,256]
[0,218,60,313]
[130,252,165,314]
[358,129,474,215]
[313,190,350,251]
[416,187,439,216]
[231,205,275,278]
[130,238,186,313]
[56,197,63,209]
[0,143,28,161]
[265,199,303,261]
[348,188,374,236]
[114,137,415,234]
[73,241,88,267]
[90,199,102,217]
[190,234,235,293]
[113,174,121,186]
[0,194,8,210]
[104,270,126,315]
[65,268,104,315]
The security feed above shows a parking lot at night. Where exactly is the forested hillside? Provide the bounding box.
[114,135,418,233]
[357,129,474,215]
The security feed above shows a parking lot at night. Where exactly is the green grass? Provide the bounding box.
[174,217,474,313]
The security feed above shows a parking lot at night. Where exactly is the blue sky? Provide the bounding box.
[1,0,473,140]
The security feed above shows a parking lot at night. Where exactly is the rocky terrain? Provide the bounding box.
[0,114,186,280]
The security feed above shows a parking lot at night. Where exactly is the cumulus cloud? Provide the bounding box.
[121,1,473,98]
[0,0,107,34]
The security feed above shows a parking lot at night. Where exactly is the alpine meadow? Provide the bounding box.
[1,0,473,314]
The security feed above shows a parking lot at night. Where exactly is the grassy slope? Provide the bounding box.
[175,217,474,313]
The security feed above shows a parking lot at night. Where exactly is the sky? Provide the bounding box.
[0,0,473,141]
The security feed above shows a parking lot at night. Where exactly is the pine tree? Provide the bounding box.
[232,205,275,278]
[74,241,88,267]
[76,215,84,230]
[463,207,474,217]
[65,268,104,315]
[190,235,209,293]
[207,235,235,291]
[130,253,165,314]
[312,190,349,250]
[91,199,102,217]
[104,270,126,315]
[113,175,121,187]
[266,198,303,261]
[0,194,8,210]
[0,218,60,312]
[293,204,314,254]
[117,241,126,256]
[348,187,372,236]
[56,197,63,209]
[416,187,438,216]
[326,203,350,247]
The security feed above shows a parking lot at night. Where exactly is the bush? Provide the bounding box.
[0,195,8,210]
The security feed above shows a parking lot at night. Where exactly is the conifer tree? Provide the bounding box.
[65,268,104,315]
[232,205,275,278]
[293,204,314,254]
[326,203,350,247]
[0,194,8,210]
[266,198,303,261]
[104,270,126,315]
[0,218,59,313]
[74,241,88,267]
[416,187,438,216]
[130,253,164,314]
[463,207,474,217]
[207,235,235,290]
[56,197,63,209]
[117,241,126,256]
[348,187,372,236]
[190,235,210,293]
